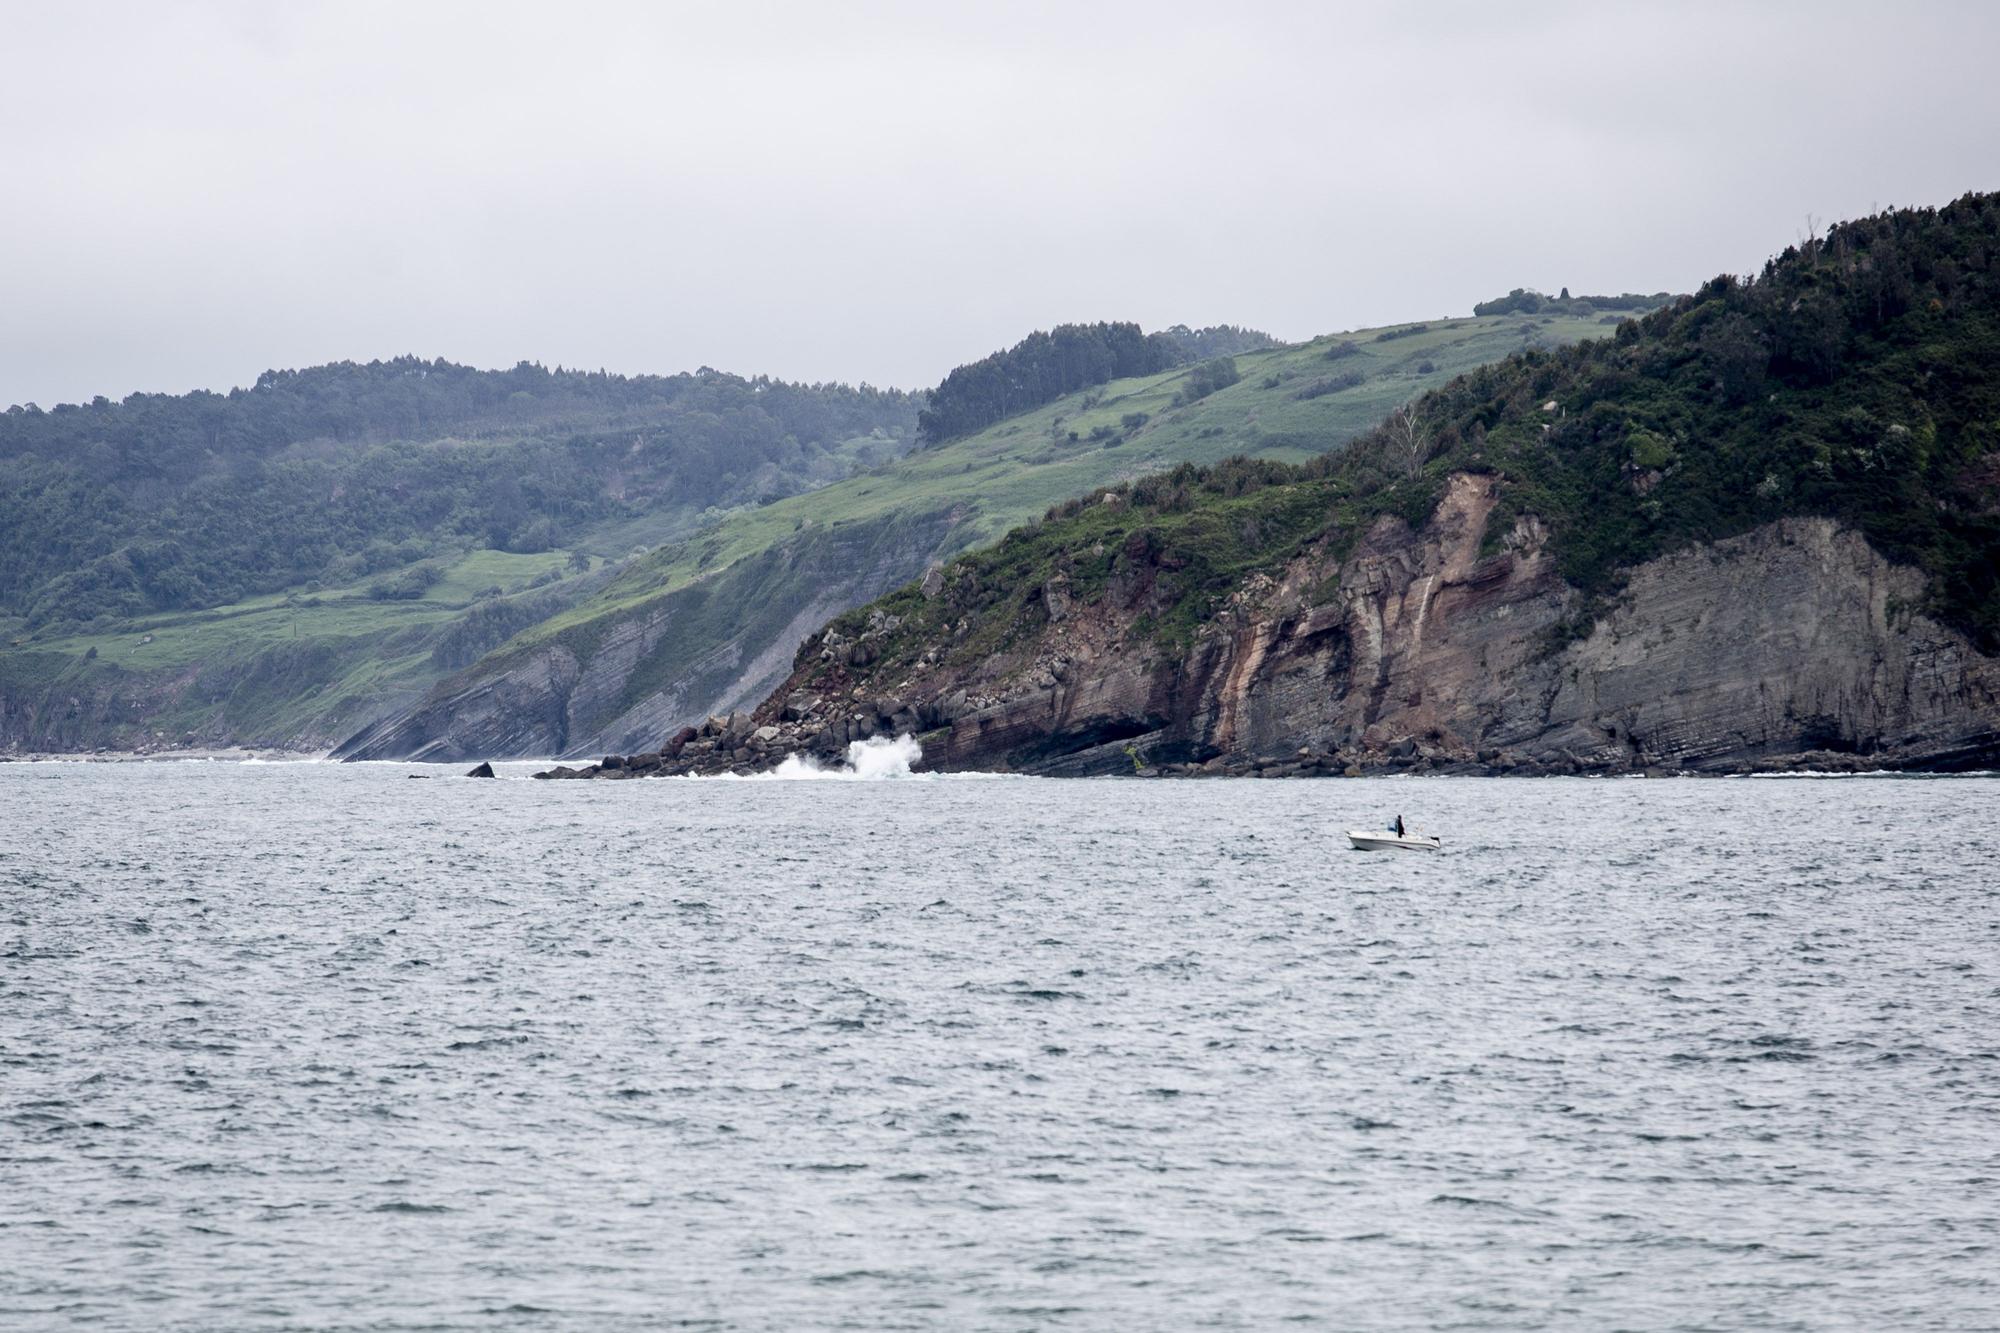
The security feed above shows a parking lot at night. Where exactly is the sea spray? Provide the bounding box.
[765,733,924,780]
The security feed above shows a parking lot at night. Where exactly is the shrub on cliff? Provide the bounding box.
[1173,357,1241,405]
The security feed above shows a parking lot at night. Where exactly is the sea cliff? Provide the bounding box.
[539,197,2000,781]
[554,473,1995,779]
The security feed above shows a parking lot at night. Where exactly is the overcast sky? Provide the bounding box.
[4,0,1998,408]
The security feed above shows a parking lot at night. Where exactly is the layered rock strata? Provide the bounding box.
[537,474,2000,780]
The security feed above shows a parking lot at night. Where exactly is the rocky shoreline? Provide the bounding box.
[532,493,2000,783]
[528,693,1948,783]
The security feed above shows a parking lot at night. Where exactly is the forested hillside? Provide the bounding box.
[1431,200,2000,644]
[914,322,1272,445]
[0,358,916,630]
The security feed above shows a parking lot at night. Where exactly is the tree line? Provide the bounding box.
[1472,289,1675,318]
[916,322,1273,445]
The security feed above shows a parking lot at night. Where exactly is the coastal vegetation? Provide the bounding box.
[512,308,1624,646]
[817,194,2000,685]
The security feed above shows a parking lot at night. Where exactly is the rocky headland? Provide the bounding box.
[536,198,2000,782]
[535,474,1999,781]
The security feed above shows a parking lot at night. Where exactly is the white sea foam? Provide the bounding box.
[761,733,925,780]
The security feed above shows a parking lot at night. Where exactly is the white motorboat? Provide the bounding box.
[1346,828,1442,852]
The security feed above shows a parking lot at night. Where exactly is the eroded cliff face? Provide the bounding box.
[1539,521,1999,768]
[627,472,1998,778]
[331,639,588,762]
[337,505,967,761]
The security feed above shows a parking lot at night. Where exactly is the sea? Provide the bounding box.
[2,749,1996,1330]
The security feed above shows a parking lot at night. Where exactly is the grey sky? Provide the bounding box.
[4,0,1997,408]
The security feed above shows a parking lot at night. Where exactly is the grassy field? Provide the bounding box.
[30,548,585,674]
[2,546,607,748]
[514,311,1617,645]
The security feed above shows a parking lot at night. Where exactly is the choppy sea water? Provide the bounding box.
[2,759,1997,1331]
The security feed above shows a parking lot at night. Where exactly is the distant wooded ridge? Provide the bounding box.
[1472,288,1675,318]
[915,323,1277,446]
[0,357,918,629]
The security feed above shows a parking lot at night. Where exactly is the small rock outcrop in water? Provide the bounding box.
[466,761,496,778]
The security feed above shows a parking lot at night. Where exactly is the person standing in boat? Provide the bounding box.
[1394,815,1405,838]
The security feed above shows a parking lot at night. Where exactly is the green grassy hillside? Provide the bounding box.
[0,547,611,748]
[511,311,1620,649]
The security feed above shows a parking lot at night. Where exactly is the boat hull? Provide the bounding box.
[1346,830,1442,852]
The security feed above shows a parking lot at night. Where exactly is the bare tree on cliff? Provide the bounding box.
[1386,401,1434,476]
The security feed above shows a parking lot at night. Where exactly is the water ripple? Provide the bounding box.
[0,762,1996,1329]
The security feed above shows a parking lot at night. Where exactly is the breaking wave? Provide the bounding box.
[764,734,926,781]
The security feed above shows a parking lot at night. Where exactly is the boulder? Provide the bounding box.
[666,725,698,755]
[465,761,496,778]
[783,693,818,722]
[920,564,945,599]
[754,725,781,743]
[1043,580,1071,622]
[601,754,625,770]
